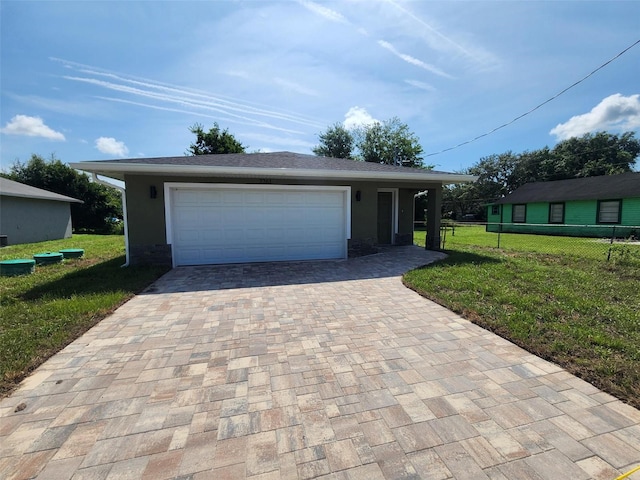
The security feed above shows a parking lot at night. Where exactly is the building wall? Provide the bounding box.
[486,197,640,237]
[0,196,73,245]
[621,197,640,227]
[123,175,440,264]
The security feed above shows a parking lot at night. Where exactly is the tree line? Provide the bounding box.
[444,131,639,220]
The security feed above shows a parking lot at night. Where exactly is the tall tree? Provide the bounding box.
[356,117,425,168]
[187,123,246,155]
[550,131,639,179]
[4,154,122,233]
[312,123,354,159]
[313,117,432,169]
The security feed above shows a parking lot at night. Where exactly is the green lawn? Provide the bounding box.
[413,225,629,261]
[407,229,640,408]
[0,235,169,397]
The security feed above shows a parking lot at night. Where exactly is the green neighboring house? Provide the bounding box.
[486,172,640,238]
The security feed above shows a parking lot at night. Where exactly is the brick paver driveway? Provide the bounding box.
[1,246,639,479]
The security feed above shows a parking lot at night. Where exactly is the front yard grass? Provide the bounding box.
[0,235,169,397]
[404,243,640,408]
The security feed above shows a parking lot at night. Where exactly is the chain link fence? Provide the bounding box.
[434,222,640,265]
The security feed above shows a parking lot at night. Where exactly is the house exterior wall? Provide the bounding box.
[123,174,439,265]
[0,196,73,245]
[486,197,640,237]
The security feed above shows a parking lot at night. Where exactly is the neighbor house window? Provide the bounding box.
[597,200,621,224]
[549,203,564,224]
[491,205,500,215]
[512,204,526,223]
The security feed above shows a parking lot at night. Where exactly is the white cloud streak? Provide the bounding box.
[297,0,349,24]
[95,137,129,157]
[273,78,320,97]
[378,40,453,78]
[0,114,65,140]
[405,79,436,92]
[51,58,325,133]
[550,93,640,140]
[384,0,499,68]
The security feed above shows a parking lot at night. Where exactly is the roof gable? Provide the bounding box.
[493,172,640,205]
[0,178,83,203]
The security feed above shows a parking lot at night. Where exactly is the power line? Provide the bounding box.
[425,38,640,158]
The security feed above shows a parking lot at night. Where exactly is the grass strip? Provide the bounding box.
[403,246,640,408]
[0,235,169,397]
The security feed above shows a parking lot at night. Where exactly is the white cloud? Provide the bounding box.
[95,137,129,157]
[377,40,453,78]
[384,0,500,69]
[273,77,320,97]
[298,0,349,24]
[343,106,378,129]
[405,79,436,92]
[550,94,640,140]
[0,114,65,140]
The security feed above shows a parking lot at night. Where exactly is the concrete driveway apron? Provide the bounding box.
[1,246,639,480]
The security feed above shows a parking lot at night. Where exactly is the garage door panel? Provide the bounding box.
[245,192,266,204]
[171,186,347,265]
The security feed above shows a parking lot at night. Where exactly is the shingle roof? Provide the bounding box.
[0,178,83,203]
[71,151,477,184]
[492,172,640,205]
[81,151,453,173]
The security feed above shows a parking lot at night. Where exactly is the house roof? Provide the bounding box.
[0,177,83,204]
[492,172,640,205]
[70,151,477,184]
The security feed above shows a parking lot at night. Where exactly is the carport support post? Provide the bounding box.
[425,185,442,250]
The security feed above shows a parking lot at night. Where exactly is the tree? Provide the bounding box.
[313,117,432,169]
[550,131,639,179]
[312,123,354,159]
[443,131,640,219]
[187,123,246,155]
[356,117,425,168]
[4,154,122,234]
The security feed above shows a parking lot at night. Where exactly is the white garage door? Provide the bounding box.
[167,184,349,266]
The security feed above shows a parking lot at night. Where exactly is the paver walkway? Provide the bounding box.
[1,246,639,480]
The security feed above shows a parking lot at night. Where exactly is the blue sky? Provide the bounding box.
[1,1,639,174]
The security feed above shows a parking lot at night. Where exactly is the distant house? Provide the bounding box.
[486,172,640,238]
[0,178,83,245]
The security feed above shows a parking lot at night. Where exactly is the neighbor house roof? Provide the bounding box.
[492,172,640,205]
[0,178,83,203]
[70,151,477,184]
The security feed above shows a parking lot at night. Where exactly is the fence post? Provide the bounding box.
[607,226,616,262]
[440,224,447,249]
[497,222,502,249]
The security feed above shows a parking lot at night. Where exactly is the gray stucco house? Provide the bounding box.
[0,178,83,245]
[71,152,476,266]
